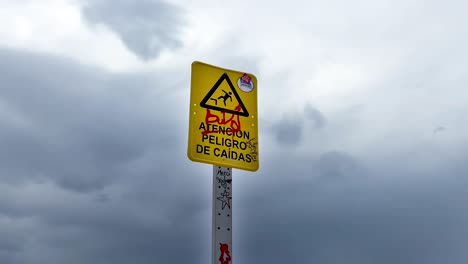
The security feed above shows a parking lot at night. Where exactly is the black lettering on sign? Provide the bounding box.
[198,122,206,130]
[214,147,221,157]
[196,144,210,155]
[203,134,250,150]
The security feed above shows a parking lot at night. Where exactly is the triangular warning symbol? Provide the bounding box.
[200,73,249,117]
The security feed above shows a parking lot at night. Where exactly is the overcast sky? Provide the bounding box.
[1,0,468,263]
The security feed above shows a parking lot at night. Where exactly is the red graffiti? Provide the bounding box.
[219,243,231,264]
[202,105,242,135]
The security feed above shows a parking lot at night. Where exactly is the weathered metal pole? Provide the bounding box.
[212,166,232,264]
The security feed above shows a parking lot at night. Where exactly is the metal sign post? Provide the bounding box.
[187,62,259,264]
[212,166,232,264]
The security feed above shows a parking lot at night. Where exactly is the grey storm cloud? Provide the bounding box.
[1,47,468,264]
[0,49,181,192]
[317,151,363,180]
[82,0,184,60]
[305,104,326,129]
[272,114,303,145]
[235,150,468,264]
[3,0,468,257]
[271,104,326,146]
[0,48,211,263]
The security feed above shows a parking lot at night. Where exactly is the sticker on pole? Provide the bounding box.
[188,61,259,171]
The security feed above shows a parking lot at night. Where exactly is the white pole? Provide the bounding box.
[212,166,233,264]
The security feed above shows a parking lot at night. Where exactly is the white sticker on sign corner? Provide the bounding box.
[237,73,254,93]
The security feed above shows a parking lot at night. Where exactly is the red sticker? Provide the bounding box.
[241,74,252,83]
[238,73,254,93]
[219,243,232,264]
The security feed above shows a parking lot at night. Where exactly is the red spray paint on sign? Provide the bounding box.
[202,105,242,135]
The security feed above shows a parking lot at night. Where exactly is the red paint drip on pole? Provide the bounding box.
[219,243,232,264]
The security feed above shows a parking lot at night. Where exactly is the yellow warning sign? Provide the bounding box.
[188,61,259,171]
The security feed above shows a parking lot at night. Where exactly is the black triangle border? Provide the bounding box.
[200,73,250,117]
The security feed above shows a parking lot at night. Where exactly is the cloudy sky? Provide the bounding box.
[1,0,468,263]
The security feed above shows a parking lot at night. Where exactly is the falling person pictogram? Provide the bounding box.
[210,90,232,106]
